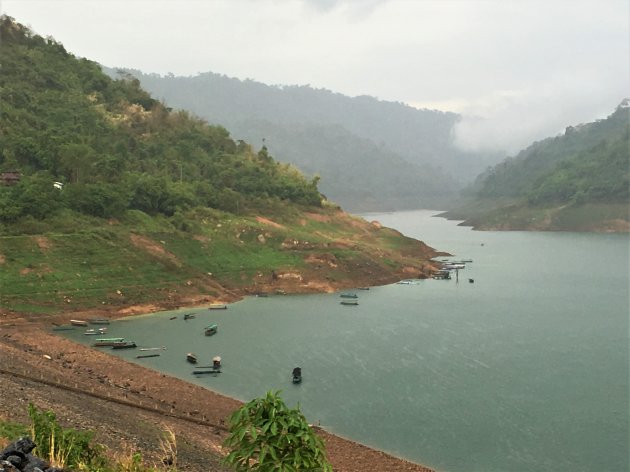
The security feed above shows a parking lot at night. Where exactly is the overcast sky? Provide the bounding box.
[3,0,629,153]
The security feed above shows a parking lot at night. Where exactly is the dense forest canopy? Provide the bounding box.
[0,16,322,226]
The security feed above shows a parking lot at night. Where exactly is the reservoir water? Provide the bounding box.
[64,210,629,472]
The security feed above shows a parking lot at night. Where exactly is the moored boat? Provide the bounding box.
[292,367,302,384]
[111,341,137,349]
[70,319,88,327]
[208,304,227,310]
[340,292,358,298]
[205,324,218,336]
[186,352,198,363]
[340,300,359,306]
[183,313,195,320]
[93,337,125,347]
[432,270,451,280]
[89,318,110,325]
[212,356,222,369]
[84,327,108,335]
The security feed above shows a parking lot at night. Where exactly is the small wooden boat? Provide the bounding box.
[186,352,198,363]
[112,341,137,349]
[89,318,110,325]
[292,367,302,384]
[192,370,221,374]
[205,324,218,336]
[208,303,227,310]
[70,319,88,327]
[136,354,160,359]
[340,300,359,306]
[84,327,107,335]
[93,337,125,347]
[183,313,195,320]
[340,292,358,298]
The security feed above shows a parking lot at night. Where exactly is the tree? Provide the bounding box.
[223,391,332,471]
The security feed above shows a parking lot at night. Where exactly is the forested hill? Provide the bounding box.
[445,102,629,232]
[0,16,321,223]
[109,69,497,211]
[0,16,442,315]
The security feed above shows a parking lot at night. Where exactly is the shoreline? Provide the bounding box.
[1,294,437,472]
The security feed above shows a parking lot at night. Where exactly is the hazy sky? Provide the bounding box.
[3,0,629,153]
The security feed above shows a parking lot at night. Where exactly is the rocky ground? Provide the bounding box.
[0,310,435,472]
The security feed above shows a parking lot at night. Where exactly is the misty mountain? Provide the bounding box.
[444,101,629,231]
[107,69,496,211]
[472,101,629,201]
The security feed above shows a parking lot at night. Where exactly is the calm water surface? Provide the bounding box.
[64,210,629,472]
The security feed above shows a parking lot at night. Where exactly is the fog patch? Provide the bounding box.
[453,84,625,155]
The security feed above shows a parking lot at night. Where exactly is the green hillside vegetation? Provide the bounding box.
[111,68,500,211]
[0,16,439,314]
[446,103,630,231]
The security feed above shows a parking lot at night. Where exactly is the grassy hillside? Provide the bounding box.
[0,205,440,314]
[444,102,630,232]
[0,16,441,315]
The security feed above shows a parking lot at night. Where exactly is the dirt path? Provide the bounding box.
[0,313,435,472]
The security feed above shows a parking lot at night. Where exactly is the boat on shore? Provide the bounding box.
[111,341,137,349]
[70,319,88,327]
[205,324,218,336]
[208,304,227,310]
[89,318,110,325]
[186,352,198,363]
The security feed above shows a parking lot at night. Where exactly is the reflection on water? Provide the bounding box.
[63,210,629,472]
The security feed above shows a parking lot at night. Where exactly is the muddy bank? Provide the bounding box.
[0,313,435,472]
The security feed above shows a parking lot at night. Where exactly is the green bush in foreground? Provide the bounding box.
[223,391,332,471]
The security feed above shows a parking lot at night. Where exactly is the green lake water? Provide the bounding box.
[62,210,629,472]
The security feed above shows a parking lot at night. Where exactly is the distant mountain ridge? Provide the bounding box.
[110,68,499,211]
